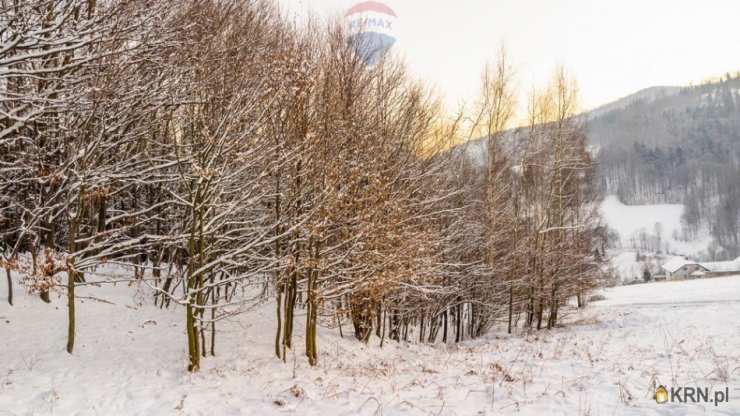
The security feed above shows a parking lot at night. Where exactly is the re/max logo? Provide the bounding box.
[348,18,393,31]
[667,386,730,407]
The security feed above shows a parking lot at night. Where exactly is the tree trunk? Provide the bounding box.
[186,300,199,371]
[455,304,462,343]
[5,268,12,306]
[468,303,475,338]
[283,264,298,357]
[66,263,76,354]
[275,285,282,359]
[210,304,216,357]
[336,310,343,338]
[507,283,513,334]
[186,194,204,372]
[380,308,386,348]
[32,247,50,303]
[375,303,382,338]
[305,240,318,366]
[97,194,106,236]
[442,310,448,343]
[66,193,85,354]
[536,300,544,330]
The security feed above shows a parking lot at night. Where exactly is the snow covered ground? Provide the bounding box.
[2,272,739,415]
[609,250,649,283]
[600,195,713,258]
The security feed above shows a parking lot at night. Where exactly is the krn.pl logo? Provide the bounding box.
[655,385,669,404]
[655,384,731,407]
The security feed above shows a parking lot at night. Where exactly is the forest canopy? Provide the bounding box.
[0,0,605,371]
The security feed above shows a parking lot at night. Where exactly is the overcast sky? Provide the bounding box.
[278,0,740,113]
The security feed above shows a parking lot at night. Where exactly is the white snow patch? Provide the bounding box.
[597,274,740,306]
[2,270,739,415]
[600,195,713,257]
[608,250,644,282]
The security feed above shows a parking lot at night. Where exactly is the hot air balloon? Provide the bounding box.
[345,1,397,65]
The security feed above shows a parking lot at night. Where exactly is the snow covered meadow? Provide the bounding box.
[600,196,714,259]
[2,271,738,415]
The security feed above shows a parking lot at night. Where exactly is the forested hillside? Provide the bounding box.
[593,76,740,259]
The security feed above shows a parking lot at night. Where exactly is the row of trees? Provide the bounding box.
[0,0,605,371]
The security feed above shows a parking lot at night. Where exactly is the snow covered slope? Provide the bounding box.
[600,195,713,257]
[608,250,648,282]
[2,271,739,415]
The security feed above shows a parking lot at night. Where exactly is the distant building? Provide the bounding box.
[653,273,667,281]
[701,257,740,277]
[661,256,740,280]
[662,258,709,279]
[689,270,706,279]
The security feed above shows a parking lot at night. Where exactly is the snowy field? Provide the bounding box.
[2,273,739,415]
[600,195,713,257]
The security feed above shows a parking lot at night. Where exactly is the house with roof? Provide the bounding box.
[700,257,740,277]
[661,256,740,280]
[662,258,708,279]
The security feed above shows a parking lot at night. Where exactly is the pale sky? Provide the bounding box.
[278,0,740,113]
